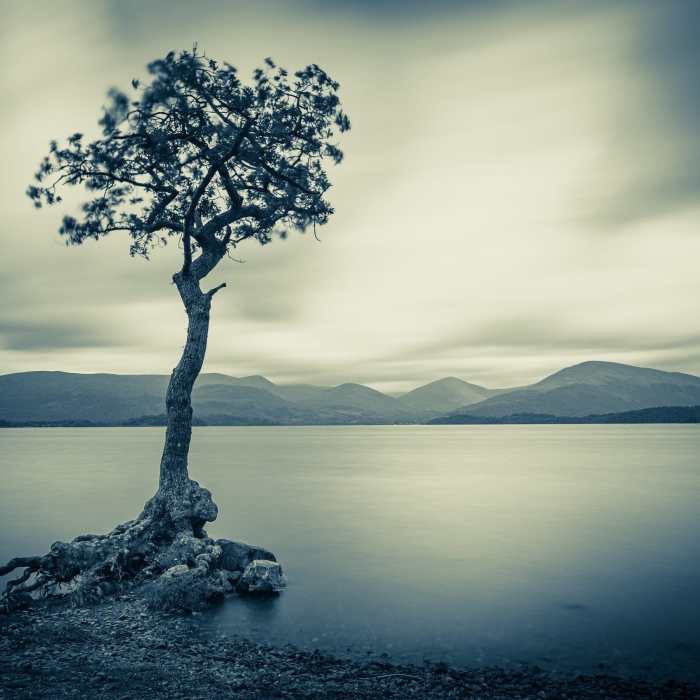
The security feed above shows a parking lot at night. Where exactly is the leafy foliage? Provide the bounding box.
[28,48,350,259]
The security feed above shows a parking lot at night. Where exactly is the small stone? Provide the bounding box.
[280,672,291,685]
[217,539,276,572]
[236,560,287,595]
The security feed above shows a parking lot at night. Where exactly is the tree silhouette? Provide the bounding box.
[1,48,349,610]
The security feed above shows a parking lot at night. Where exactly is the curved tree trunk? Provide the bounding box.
[143,269,219,537]
[160,272,210,489]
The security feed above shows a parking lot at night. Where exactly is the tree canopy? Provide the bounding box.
[28,48,350,268]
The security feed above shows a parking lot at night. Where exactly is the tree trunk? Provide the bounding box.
[141,268,220,537]
[159,271,209,491]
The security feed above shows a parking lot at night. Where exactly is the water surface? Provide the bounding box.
[1,426,699,678]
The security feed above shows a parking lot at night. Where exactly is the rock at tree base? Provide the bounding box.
[224,569,242,583]
[145,564,228,611]
[235,560,287,595]
[216,539,276,572]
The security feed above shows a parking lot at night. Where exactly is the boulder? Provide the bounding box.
[235,560,287,595]
[216,539,276,573]
[145,565,227,611]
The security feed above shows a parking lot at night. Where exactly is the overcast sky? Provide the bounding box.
[1,0,699,392]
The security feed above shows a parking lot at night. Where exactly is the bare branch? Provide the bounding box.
[217,164,243,210]
[150,219,184,233]
[146,191,179,231]
[206,282,226,298]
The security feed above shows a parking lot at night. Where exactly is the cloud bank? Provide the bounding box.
[0,0,699,392]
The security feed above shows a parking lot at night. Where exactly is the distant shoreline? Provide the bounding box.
[427,405,700,425]
[2,405,700,427]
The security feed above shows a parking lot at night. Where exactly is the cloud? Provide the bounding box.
[574,1,700,228]
[0,0,699,390]
[0,321,115,352]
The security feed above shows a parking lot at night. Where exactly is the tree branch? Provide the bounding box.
[146,191,179,232]
[197,207,239,240]
[245,158,315,196]
[190,248,224,282]
[217,164,243,210]
[183,167,217,273]
[206,282,226,298]
[150,218,184,233]
[182,118,253,273]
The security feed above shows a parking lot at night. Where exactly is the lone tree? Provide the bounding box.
[1,49,349,611]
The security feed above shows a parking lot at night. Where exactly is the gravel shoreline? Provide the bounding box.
[1,597,698,700]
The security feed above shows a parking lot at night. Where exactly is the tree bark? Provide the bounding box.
[140,264,223,537]
[160,272,209,490]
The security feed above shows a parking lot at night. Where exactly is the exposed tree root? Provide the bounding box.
[1,479,227,614]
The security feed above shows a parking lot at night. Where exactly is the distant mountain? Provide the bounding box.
[428,404,700,424]
[194,373,283,392]
[0,371,168,424]
[292,383,419,423]
[444,361,700,419]
[266,384,337,404]
[191,384,326,425]
[3,362,699,426]
[397,377,493,414]
[0,371,420,425]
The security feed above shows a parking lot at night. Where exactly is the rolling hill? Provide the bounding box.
[444,361,700,419]
[397,377,494,414]
[0,371,168,424]
[0,372,423,425]
[191,384,324,425]
[291,383,419,423]
[3,361,700,425]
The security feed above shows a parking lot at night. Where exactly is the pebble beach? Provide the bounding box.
[1,597,699,700]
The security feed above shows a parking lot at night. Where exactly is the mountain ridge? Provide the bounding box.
[445,361,700,419]
[2,361,700,425]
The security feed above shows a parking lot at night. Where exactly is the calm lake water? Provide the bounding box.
[1,426,699,679]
